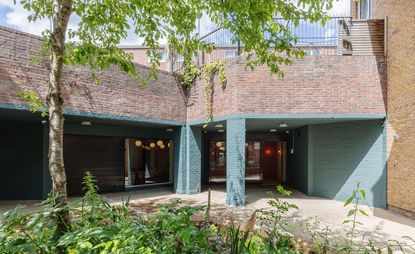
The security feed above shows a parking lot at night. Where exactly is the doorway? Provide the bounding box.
[262,141,286,186]
[125,138,173,187]
[208,140,262,183]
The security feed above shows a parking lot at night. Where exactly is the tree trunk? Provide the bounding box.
[47,0,72,238]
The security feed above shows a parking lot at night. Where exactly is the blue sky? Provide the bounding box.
[0,0,350,46]
[0,5,12,27]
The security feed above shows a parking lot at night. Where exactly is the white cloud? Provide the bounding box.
[327,0,350,16]
[0,0,80,37]
[198,13,217,36]
[0,1,139,45]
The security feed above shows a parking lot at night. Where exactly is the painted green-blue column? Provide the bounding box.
[186,125,202,194]
[174,126,187,194]
[226,118,246,206]
[174,125,201,194]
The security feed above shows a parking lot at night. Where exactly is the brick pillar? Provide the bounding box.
[174,126,187,194]
[174,125,201,194]
[226,118,246,206]
[186,125,202,194]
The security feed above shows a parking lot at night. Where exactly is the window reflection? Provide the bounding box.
[208,140,262,182]
[245,141,261,181]
[125,138,173,186]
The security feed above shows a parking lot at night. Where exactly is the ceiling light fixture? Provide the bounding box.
[270,129,277,132]
[214,124,224,128]
[279,123,288,128]
[218,129,224,133]
[166,128,174,132]
[135,140,142,147]
[81,121,91,126]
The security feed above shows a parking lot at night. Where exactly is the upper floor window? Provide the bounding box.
[359,0,371,19]
[148,50,166,63]
[304,49,320,56]
[224,50,236,59]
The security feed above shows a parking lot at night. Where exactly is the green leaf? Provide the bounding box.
[360,189,366,200]
[344,197,354,207]
[343,220,352,224]
[359,209,369,216]
[347,209,355,217]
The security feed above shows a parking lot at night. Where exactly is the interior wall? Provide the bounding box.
[287,126,310,195]
[311,120,386,208]
[0,121,45,199]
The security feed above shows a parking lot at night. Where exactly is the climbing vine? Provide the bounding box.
[177,62,201,88]
[178,59,226,127]
[203,60,226,125]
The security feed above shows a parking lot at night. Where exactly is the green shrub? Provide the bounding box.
[0,173,216,254]
[5,176,411,254]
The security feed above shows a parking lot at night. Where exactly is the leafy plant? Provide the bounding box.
[17,91,48,117]
[226,223,254,254]
[303,217,332,254]
[203,60,226,125]
[342,182,370,252]
[0,173,216,254]
[178,61,201,88]
[255,185,299,253]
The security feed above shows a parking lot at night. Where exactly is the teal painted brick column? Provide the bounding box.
[174,125,202,194]
[226,118,246,206]
[307,126,314,196]
[186,125,202,194]
[174,126,187,194]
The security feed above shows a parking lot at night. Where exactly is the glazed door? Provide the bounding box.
[262,141,286,186]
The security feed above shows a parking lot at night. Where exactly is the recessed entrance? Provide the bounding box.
[206,133,288,185]
[125,138,173,187]
[262,141,286,186]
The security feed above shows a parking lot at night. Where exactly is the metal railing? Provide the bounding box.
[172,16,352,72]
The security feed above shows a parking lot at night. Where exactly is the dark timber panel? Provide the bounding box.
[64,135,125,195]
[0,121,44,199]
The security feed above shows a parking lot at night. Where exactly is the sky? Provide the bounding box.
[0,0,350,46]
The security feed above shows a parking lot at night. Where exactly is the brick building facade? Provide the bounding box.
[0,0,412,216]
[351,0,415,218]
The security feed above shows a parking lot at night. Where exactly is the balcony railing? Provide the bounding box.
[172,16,353,72]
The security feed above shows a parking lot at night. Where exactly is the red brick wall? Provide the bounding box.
[123,47,169,71]
[371,0,415,217]
[0,26,186,123]
[187,55,387,121]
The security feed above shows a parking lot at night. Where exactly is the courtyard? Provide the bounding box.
[2,185,414,252]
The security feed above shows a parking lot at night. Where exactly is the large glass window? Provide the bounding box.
[208,140,262,182]
[125,138,173,186]
[360,0,371,19]
[209,141,226,182]
[245,141,261,181]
